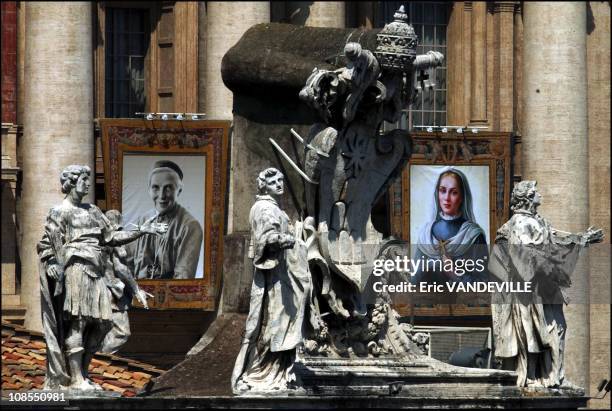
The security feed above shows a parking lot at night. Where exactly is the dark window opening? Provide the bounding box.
[377,2,450,129]
[105,8,150,118]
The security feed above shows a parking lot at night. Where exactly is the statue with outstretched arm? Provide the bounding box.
[37,165,167,391]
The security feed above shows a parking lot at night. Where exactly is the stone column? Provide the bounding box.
[204,1,268,235]
[495,2,515,131]
[286,2,345,28]
[197,2,207,113]
[469,1,487,125]
[203,2,269,315]
[586,2,611,408]
[204,2,270,120]
[513,3,523,137]
[21,2,94,331]
[521,2,589,388]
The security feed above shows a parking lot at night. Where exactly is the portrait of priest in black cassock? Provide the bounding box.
[130,160,204,279]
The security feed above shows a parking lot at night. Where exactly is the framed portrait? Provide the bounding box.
[101,119,230,310]
[389,131,513,317]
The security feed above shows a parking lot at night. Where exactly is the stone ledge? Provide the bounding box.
[1,395,588,410]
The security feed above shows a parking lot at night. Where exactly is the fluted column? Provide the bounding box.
[204,2,270,120]
[522,2,588,388]
[586,2,611,408]
[21,2,94,331]
[469,1,487,125]
[197,2,207,113]
[286,2,345,28]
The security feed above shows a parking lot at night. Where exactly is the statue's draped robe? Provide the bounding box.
[231,195,311,392]
[489,211,582,387]
[37,202,117,389]
[101,244,139,353]
[131,203,203,279]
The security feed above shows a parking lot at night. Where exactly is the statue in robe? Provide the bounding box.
[37,165,166,391]
[231,168,317,393]
[489,180,603,388]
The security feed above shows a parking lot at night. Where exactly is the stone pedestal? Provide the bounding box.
[294,353,520,398]
[53,395,591,409]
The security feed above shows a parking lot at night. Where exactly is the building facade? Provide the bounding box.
[1,1,609,407]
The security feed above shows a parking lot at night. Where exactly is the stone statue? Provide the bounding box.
[489,181,603,389]
[231,7,533,398]
[288,5,444,357]
[100,210,153,354]
[37,165,167,392]
[231,168,317,393]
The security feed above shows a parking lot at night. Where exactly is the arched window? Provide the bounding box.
[377,2,450,129]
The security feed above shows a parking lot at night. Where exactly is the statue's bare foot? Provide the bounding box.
[69,379,95,391]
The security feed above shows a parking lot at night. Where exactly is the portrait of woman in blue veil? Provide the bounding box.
[410,166,489,285]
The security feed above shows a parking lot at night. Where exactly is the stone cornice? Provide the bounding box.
[1,123,21,133]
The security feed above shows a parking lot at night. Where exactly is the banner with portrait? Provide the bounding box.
[388,131,513,317]
[101,119,230,310]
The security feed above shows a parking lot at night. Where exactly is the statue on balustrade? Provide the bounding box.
[233,7,446,395]
[231,168,318,393]
[489,180,603,388]
[220,5,595,400]
[38,165,166,392]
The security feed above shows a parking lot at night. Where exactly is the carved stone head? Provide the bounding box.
[510,180,541,213]
[344,42,362,62]
[60,164,91,196]
[257,167,284,197]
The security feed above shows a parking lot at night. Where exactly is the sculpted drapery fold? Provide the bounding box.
[37,203,118,388]
[232,193,313,393]
[36,164,167,391]
[490,181,601,389]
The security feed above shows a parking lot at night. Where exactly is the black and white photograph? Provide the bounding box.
[122,154,205,279]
